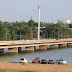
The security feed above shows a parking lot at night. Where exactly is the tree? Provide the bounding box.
[0,28,11,40]
[32,27,37,38]
[28,20,35,27]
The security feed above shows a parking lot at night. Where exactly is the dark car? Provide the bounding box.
[32,57,40,63]
[48,60,54,64]
[41,59,47,64]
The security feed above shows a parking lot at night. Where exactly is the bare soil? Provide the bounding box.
[0,62,72,72]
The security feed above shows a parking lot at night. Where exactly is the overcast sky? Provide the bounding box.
[0,0,72,23]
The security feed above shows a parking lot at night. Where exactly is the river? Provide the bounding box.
[0,48,72,64]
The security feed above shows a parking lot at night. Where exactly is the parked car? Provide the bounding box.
[41,59,47,64]
[48,60,54,64]
[55,60,59,64]
[19,58,28,63]
[59,59,67,64]
[55,59,67,64]
[32,57,40,63]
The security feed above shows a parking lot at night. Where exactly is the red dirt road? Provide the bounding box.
[0,62,72,72]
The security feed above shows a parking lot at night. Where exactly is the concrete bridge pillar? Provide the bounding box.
[34,46,39,50]
[4,48,8,53]
[21,47,25,51]
[8,47,18,53]
[0,48,4,53]
[39,45,47,50]
[25,46,35,51]
[18,47,25,52]
[18,47,21,52]
[58,44,67,48]
[67,43,72,47]
[50,44,58,49]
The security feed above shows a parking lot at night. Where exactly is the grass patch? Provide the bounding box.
[0,69,6,72]
[0,69,35,72]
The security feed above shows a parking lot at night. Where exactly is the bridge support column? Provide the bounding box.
[18,47,25,52]
[4,48,8,53]
[34,46,39,50]
[50,44,58,49]
[8,47,18,53]
[0,48,4,53]
[58,44,67,48]
[39,45,47,50]
[67,43,72,47]
[21,47,25,51]
[25,46,35,51]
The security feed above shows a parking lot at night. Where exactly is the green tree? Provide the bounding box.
[0,28,10,40]
[28,20,35,27]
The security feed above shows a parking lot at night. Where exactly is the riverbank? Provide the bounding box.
[0,61,72,72]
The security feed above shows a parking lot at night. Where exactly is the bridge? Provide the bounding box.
[0,39,72,53]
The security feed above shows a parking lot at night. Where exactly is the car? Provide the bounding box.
[55,60,59,64]
[48,60,54,64]
[58,59,67,64]
[41,59,47,64]
[19,58,28,63]
[32,57,40,63]
[55,59,67,64]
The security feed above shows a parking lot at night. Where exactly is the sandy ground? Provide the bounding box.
[0,62,72,72]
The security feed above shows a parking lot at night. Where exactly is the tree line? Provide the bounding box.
[0,19,72,41]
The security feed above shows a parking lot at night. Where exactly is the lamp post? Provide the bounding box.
[38,5,40,40]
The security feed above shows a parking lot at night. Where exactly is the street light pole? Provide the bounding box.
[38,5,40,40]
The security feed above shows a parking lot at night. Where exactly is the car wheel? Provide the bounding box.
[53,63,54,64]
[39,61,40,63]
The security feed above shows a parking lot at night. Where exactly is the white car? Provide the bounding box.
[55,59,67,64]
[19,58,28,63]
[59,59,67,64]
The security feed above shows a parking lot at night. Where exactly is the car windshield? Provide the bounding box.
[42,59,45,61]
[36,57,39,59]
[56,60,58,61]
[20,58,24,60]
[34,59,37,60]
[49,60,53,61]
[59,59,63,61]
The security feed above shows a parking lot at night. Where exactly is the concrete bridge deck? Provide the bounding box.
[0,39,72,45]
[0,39,72,53]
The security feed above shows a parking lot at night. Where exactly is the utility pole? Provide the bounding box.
[38,5,40,40]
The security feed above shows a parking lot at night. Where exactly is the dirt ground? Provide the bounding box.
[0,62,72,72]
